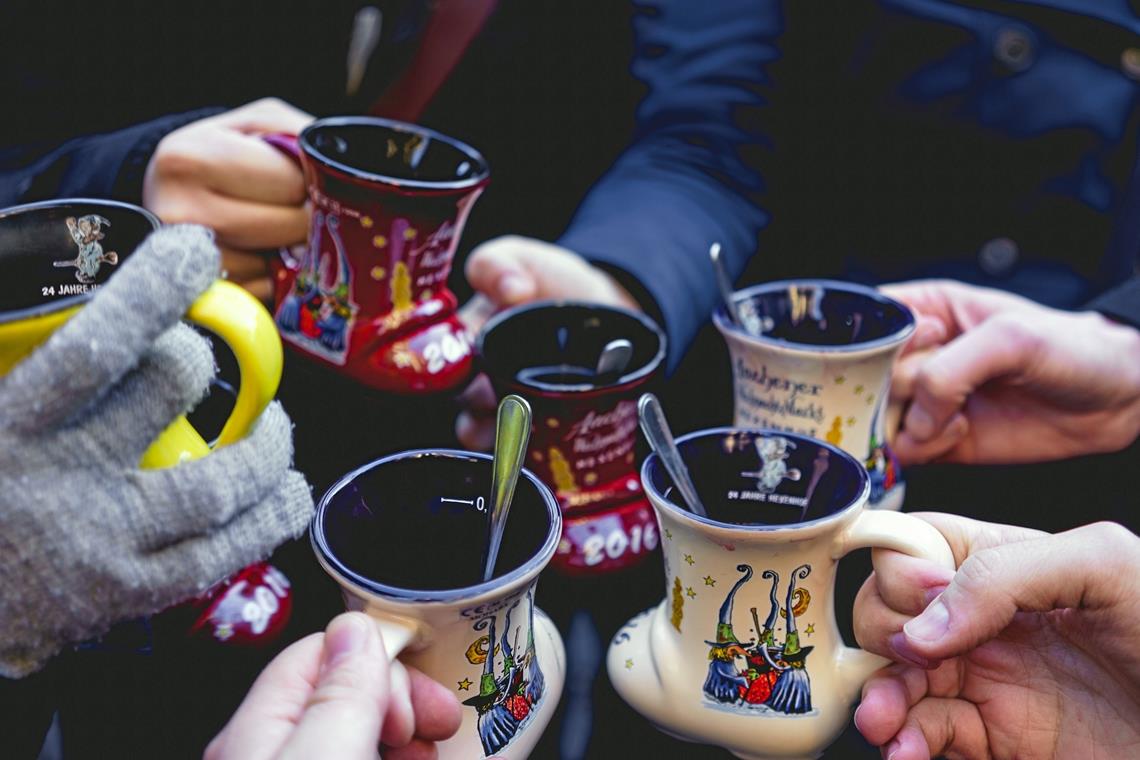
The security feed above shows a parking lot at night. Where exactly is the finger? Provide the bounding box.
[885,698,990,760]
[191,128,306,206]
[870,551,956,621]
[853,574,941,669]
[205,632,325,760]
[902,317,1031,442]
[128,403,301,549]
[158,190,308,251]
[897,315,947,359]
[85,324,216,464]
[384,739,441,760]
[457,293,497,334]
[455,373,497,414]
[406,666,462,741]
[456,411,495,451]
[380,659,415,748]
[277,613,390,760]
[214,97,314,135]
[0,225,218,431]
[855,665,929,748]
[893,413,969,465]
[465,237,538,307]
[219,246,273,283]
[902,522,1140,662]
[889,349,936,403]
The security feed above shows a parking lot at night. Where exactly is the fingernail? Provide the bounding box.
[497,274,531,302]
[886,738,901,760]
[323,613,370,669]
[853,703,867,733]
[906,405,935,440]
[888,631,938,669]
[904,597,950,642]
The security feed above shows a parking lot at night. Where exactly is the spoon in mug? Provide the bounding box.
[637,393,708,517]
[594,338,634,385]
[481,395,533,582]
[710,242,744,328]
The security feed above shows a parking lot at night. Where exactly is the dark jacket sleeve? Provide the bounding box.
[557,0,777,372]
[0,108,223,209]
[1087,276,1140,329]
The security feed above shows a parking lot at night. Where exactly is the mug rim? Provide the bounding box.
[311,448,562,604]
[476,299,668,396]
[640,426,871,534]
[0,198,160,326]
[299,116,490,192]
[712,278,916,355]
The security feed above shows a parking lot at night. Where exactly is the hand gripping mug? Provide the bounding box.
[0,198,293,646]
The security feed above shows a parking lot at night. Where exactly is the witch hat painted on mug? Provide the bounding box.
[524,588,545,705]
[703,564,754,704]
[463,614,521,756]
[740,570,786,705]
[498,602,532,723]
[766,564,814,714]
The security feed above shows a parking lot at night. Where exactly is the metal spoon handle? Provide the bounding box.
[637,394,708,517]
[482,394,533,581]
[594,338,634,384]
[710,242,743,327]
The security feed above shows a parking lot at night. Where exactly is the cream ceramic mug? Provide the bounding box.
[607,427,953,760]
[714,280,915,510]
[311,449,566,758]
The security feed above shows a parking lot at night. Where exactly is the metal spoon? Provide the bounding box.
[637,393,708,517]
[710,242,743,327]
[594,338,634,385]
[481,395,533,581]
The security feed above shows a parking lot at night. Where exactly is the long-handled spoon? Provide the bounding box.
[637,393,708,517]
[594,338,634,385]
[481,395,533,581]
[710,242,743,327]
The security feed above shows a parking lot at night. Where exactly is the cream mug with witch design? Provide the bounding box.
[607,428,953,760]
[714,280,915,509]
[311,449,566,759]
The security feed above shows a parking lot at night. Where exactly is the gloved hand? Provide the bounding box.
[0,225,313,678]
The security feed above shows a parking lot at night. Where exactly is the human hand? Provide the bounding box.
[0,226,312,677]
[883,279,1140,464]
[455,235,640,449]
[206,612,462,760]
[853,513,1140,759]
[143,98,313,301]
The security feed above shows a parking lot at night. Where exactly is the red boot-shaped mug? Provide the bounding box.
[265,117,489,394]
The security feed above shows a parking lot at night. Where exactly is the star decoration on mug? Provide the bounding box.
[805,623,815,636]
[625,658,634,670]
[360,216,374,228]
[457,678,473,691]
[703,575,716,587]
[685,586,696,599]
[834,375,846,384]
[854,384,864,394]
[684,554,695,565]
[664,529,673,540]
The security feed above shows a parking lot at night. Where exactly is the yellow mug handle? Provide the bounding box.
[139,280,283,468]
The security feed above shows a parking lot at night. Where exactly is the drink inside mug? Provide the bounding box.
[313,450,561,594]
[642,428,869,527]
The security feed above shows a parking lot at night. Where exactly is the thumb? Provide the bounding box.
[901,522,1137,661]
[902,315,1029,441]
[279,613,390,760]
[464,237,538,307]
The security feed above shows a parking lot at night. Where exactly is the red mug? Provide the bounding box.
[265,117,489,394]
[477,302,667,575]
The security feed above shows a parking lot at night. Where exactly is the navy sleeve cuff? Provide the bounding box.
[1087,276,1140,329]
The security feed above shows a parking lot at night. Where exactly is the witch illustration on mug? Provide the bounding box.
[702,563,815,715]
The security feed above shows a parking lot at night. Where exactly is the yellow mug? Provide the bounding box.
[0,198,282,467]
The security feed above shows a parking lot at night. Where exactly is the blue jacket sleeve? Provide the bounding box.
[558,0,778,372]
[1087,276,1140,329]
[0,108,222,209]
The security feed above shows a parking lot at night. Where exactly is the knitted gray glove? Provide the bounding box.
[0,225,313,678]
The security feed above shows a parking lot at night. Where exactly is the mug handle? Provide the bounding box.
[139,280,283,467]
[263,132,302,162]
[374,615,424,660]
[830,509,956,703]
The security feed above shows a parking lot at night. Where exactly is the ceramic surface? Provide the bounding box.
[607,428,953,759]
[268,117,488,394]
[713,280,915,509]
[312,450,566,758]
[478,302,667,575]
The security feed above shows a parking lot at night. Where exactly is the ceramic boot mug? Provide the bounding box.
[265,116,489,394]
[607,427,953,760]
[0,198,293,645]
[714,280,915,510]
[477,301,667,576]
[311,449,566,758]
